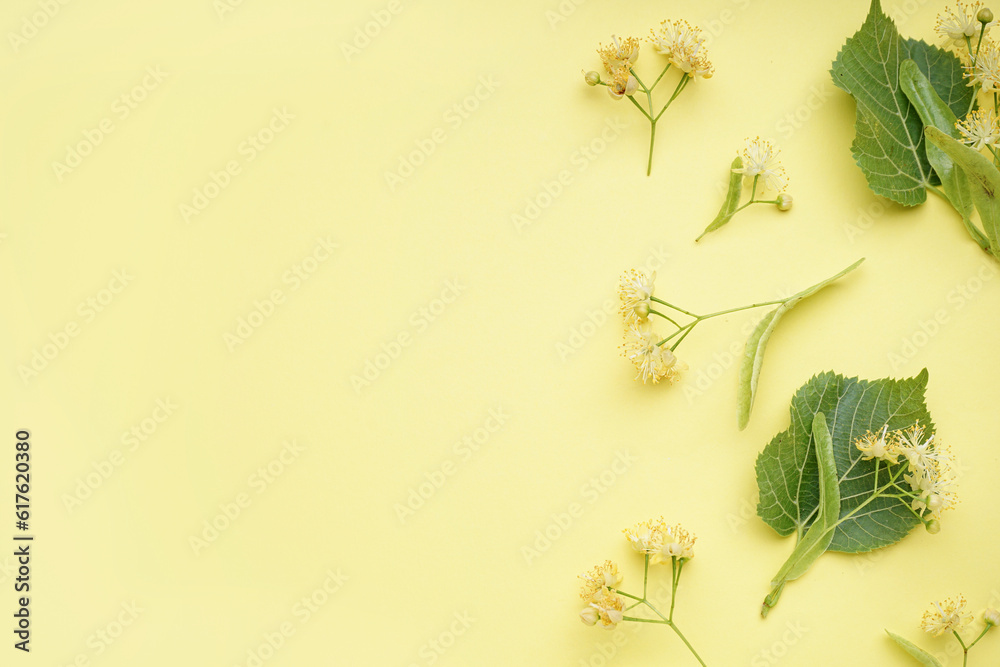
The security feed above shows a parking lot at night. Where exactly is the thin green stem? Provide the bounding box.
[649,296,698,318]
[873,459,880,495]
[669,558,683,622]
[646,120,656,176]
[927,183,949,201]
[966,624,992,651]
[654,75,690,122]
[658,322,696,347]
[668,324,697,352]
[627,94,653,122]
[695,299,787,320]
[975,23,987,65]
[617,590,644,602]
[731,175,761,214]
[668,620,707,667]
[622,615,668,624]
[643,555,649,599]
[649,309,683,329]
[648,63,672,92]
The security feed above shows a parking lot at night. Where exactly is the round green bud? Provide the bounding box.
[925,519,942,534]
[776,193,793,211]
[634,302,650,320]
[984,608,1000,627]
[978,7,994,24]
[584,71,601,86]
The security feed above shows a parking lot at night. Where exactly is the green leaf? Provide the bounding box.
[755,370,935,613]
[696,156,743,241]
[736,259,864,430]
[899,58,974,222]
[831,0,932,205]
[925,126,1000,255]
[886,631,944,667]
[761,413,840,617]
[902,39,975,124]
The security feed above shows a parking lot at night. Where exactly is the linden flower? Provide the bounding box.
[732,137,788,192]
[966,40,1000,91]
[607,65,639,100]
[618,269,655,325]
[622,326,683,385]
[936,1,993,45]
[648,19,714,79]
[897,424,944,475]
[956,107,1000,149]
[624,517,666,555]
[854,426,901,463]
[656,523,697,562]
[921,596,973,637]
[579,561,623,602]
[598,35,640,74]
[580,589,625,630]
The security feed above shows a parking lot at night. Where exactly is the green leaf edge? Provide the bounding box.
[696,156,744,242]
[885,630,944,667]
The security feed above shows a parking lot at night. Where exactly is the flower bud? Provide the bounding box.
[985,608,1000,627]
[580,605,599,626]
[925,518,941,534]
[776,193,793,211]
[927,493,944,511]
[584,70,601,86]
[633,302,650,321]
[979,7,994,24]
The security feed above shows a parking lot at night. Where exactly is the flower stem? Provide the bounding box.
[647,120,656,176]
[643,555,650,599]
[648,63,672,93]
[649,309,683,329]
[622,615,668,624]
[654,75,690,122]
[965,624,992,651]
[627,94,653,122]
[650,296,698,318]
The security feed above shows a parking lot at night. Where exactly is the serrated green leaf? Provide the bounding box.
[899,59,974,223]
[925,126,1000,255]
[697,156,743,241]
[831,0,932,205]
[755,370,935,614]
[903,39,975,124]
[886,631,944,667]
[736,259,864,431]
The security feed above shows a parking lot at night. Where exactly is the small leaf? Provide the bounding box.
[886,631,944,667]
[899,59,974,223]
[831,0,932,205]
[737,259,864,430]
[925,126,1000,256]
[697,156,744,241]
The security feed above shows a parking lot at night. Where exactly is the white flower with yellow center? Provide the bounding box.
[579,561,623,602]
[622,326,682,385]
[956,107,1000,149]
[598,35,639,74]
[655,523,697,562]
[854,426,900,463]
[580,590,625,630]
[648,19,714,79]
[607,64,639,100]
[623,517,666,555]
[732,137,788,192]
[966,40,1000,91]
[618,269,656,325]
[936,2,992,45]
[920,596,973,637]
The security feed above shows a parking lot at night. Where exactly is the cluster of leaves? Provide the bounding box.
[755,370,934,615]
[832,0,1000,258]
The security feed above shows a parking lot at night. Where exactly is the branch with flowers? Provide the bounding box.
[578,518,707,666]
[618,258,862,429]
[697,137,793,241]
[583,20,714,176]
[887,597,998,666]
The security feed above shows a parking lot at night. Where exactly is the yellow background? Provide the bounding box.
[1,0,998,664]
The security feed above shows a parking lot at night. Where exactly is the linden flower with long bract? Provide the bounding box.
[733,137,788,192]
[921,595,974,637]
[957,107,1000,149]
[936,1,994,45]
[622,325,683,385]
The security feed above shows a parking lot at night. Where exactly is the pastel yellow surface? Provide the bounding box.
[1,0,998,664]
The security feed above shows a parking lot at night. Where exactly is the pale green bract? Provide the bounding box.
[886,631,944,667]
[830,0,973,205]
[755,370,934,615]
